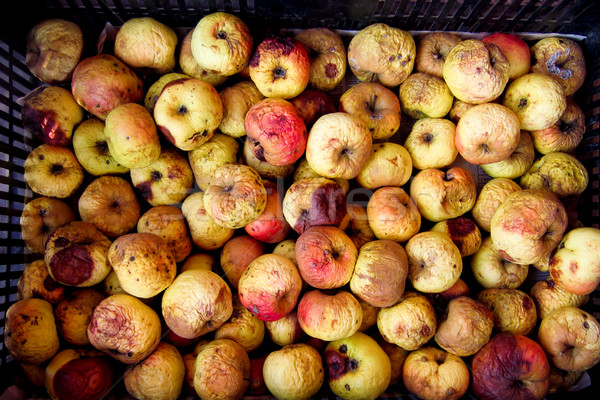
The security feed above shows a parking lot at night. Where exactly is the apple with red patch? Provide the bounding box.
[482,33,530,80]
[245,180,291,244]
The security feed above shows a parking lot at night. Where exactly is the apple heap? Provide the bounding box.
[11,12,600,400]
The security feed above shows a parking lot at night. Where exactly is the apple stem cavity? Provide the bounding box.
[273,67,287,79]
[177,105,188,115]
[217,30,227,40]
[51,164,63,174]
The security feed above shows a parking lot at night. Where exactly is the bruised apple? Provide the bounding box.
[245,180,291,243]
[220,235,265,289]
[430,216,481,257]
[366,187,421,242]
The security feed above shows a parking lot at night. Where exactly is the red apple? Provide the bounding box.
[482,33,531,80]
[220,235,265,289]
[244,180,291,243]
[238,254,302,321]
[472,332,550,400]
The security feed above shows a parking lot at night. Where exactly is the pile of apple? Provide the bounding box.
[6,10,600,400]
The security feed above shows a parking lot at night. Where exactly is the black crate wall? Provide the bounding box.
[1,0,600,397]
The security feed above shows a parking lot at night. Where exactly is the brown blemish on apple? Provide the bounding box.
[50,245,94,285]
[446,217,476,245]
[293,182,346,234]
[135,181,153,201]
[569,261,578,273]
[53,357,114,400]
[325,63,338,78]
[497,249,515,263]
[522,295,534,310]
[420,325,432,336]
[21,105,68,146]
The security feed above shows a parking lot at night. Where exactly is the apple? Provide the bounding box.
[349,240,408,307]
[181,253,214,273]
[324,332,391,400]
[537,306,600,371]
[21,86,84,147]
[220,234,265,289]
[219,80,264,138]
[410,167,476,222]
[443,39,509,104]
[214,296,265,352]
[104,102,161,169]
[264,310,305,346]
[377,291,437,351]
[404,117,457,170]
[144,72,190,114]
[531,98,586,154]
[130,147,194,206]
[87,294,161,364]
[114,17,177,74]
[477,288,538,335]
[263,344,324,400]
[249,36,310,99]
[415,32,462,78]
[203,164,267,229]
[78,175,140,238]
[347,23,415,87]
[455,103,521,164]
[471,237,529,289]
[520,152,588,199]
[490,189,567,265]
[472,177,521,232]
[435,296,494,357]
[154,78,223,151]
[481,130,535,179]
[71,54,143,120]
[244,97,307,166]
[72,118,129,176]
[549,227,600,296]
[297,289,363,341]
[402,346,469,400]
[24,144,84,199]
[406,231,462,293]
[26,19,84,84]
[181,191,234,251]
[366,186,421,242]
[398,72,454,119]
[290,88,337,128]
[503,72,567,131]
[338,82,401,141]
[295,27,347,92]
[482,33,530,80]
[17,259,66,305]
[529,278,589,320]
[19,197,75,255]
[283,177,346,234]
[530,37,586,96]
[245,180,291,243]
[137,205,192,263]
[472,333,550,400]
[306,112,372,179]
[238,254,302,321]
[191,12,253,76]
[430,216,482,257]
[161,269,232,339]
[45,349,114,400]
[356,142,412,189]
[188,132,239,191]
[295,225,357,289]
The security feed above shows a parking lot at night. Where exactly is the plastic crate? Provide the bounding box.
[1,0,600,398]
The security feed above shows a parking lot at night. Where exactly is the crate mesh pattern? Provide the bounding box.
[1,0,600,397]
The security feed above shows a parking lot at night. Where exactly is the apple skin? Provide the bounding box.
[472,178,522,232]
[549,227,600,296]
[245,180,291,244]
[404,117,457,170]
[323,332,391,400]
[249,36,310,99]
[290,89,336,129]
[220,235,265,289]
[482,33,530,80]
[297,289,363,342]
[481,130,535,179]
[472,333,550,400]
[430,216,482,257]
[238,254,302,322]
[530,37,586,96]
[71,54,143,120]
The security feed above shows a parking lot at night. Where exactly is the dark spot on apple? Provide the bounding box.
[341,148,351,156]
[546,279,555,288]
[481,143,489,154]
[583,321,590,329]
[423,132,433,143]
[95,140,109,155]
[268,36,296,56]
[249,51,260,68]
[49,245,94,285]
[559,119,575,133]
[569,260,578,273]
[38,154,44,161]
[348,359,358,370]
[522,295,533,310]
[178,105,188,115]
[129,256,135,262]
[43,274,61,292]
[325,63,338,78]
[293,182,346,234]
[324,350,349,380]
[442,172,454,182]
[389,55,395,62]
[420,325,431,336]
[55,236,70,248]
[206,320,213,328]
[51,164,64,174]
[446,217,475,243]
[339,344,347,353]
[151,171,162,182]
[345,384,350,391]
[136,182,153,201]
[52,356,114,400]
[251,304,259,315]
[436,353,447,365]
[217,30,227,39]
[21,104,68,146]
[518,98,528,109]
[273,66,287,80]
